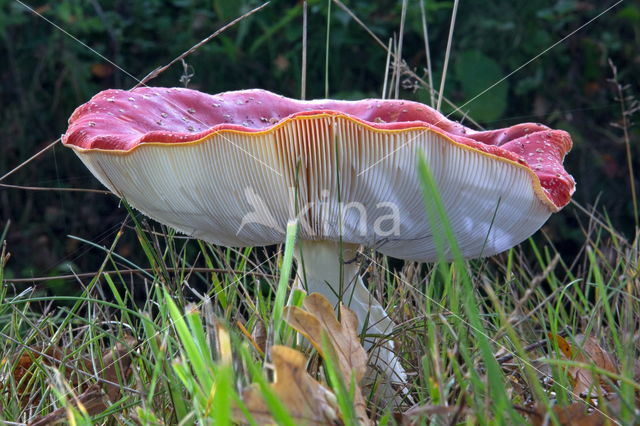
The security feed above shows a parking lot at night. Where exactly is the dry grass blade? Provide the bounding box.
[237,320,265,356]
[382,37,393,99]
[419,0,435,107]
[330,0,483,129]
[301,0,308,100]
[395,0,407,99]
[608,59,639,226]
[236,345,339,425]
[436,0,459,111]
[0,138,60,183]
[134,2,270,88]
[0,183,112,195]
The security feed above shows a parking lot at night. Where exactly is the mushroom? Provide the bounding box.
[62,87,575,392]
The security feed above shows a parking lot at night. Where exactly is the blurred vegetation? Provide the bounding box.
[1,0,638,283]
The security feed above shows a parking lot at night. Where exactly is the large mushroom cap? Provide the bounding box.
[63,87,574,260]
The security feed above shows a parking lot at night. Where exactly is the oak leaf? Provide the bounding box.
[284,293,370,425]
[238,345,339,425]
[284,293,367,382]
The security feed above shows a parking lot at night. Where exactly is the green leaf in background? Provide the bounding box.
[455,50,509,122]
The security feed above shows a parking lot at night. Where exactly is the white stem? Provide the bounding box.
[293,240,406,390]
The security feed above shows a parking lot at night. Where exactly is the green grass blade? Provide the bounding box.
[272,220,298,344]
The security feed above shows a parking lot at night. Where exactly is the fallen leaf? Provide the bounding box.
[7,345,66,404]
[284,293,370,425]
[26,336,137,425]
[400,403,467,425]
[573,337,618,396]
[251,319,267,355]
[236,345,339,425]
[520,402,613,426]
[100,335,138,403]
[548,333,573,359]
[237,320,266,356]
[548,334,619,396]
[28,384,108,426]
[284,293,368,382]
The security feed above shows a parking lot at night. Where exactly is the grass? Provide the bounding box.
[1,165,638,424]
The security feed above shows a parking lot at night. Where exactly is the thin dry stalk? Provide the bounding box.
[8,267,279,283]
[608,59,639,226]
[0,138,60,183]
[382,37,393,99]
[331,0,482,128]
[325,0,332,98]
[134,2,270,88]
[395,0,408,99]
[436,0,459,111]
[301,0,308,100]
[569,199,627,244]
[419,0,435,107]
[388,34,398,100]
[0,183,111,195]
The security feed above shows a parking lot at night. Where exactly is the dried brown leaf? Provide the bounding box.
[236,345,339,425]
[400,403,467,425]
[10,345,65,403]
[548,334,619,396]
[522,402,614,426]
[284,293,370,425]
[548,333,573,359]
[580,337,618,373]
[251,319,267,355]
[28,384,108,426]
[571,337,618,396]
[101,335,138,403]
[284,293,368,382]
[27,336,137,425]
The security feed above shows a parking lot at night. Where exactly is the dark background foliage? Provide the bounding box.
[1,0,638,285]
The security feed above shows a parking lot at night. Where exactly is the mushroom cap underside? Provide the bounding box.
[63,88,575,261]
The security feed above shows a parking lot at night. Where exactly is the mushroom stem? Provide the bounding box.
[293,239,406,390]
